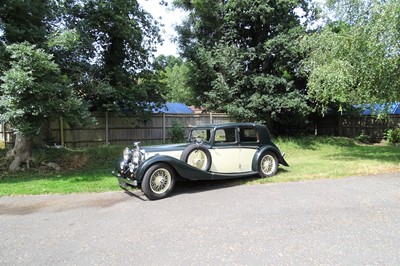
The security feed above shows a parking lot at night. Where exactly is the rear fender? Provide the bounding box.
[251,145,289,172]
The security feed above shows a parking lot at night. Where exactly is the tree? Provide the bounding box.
[0,0,164,170]
[302,0,400,114]
[60,0,164,112]
[0,43,92,171]
[0,0,55,46]
[153,55,195,105]
[174,0,316,134]
[0,1,79,171]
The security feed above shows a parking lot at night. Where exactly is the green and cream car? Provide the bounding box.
[113,123,288,200]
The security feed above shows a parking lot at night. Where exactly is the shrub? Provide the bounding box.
[386,128,400,144]
[168,120,186,143]
[355,132,370,144]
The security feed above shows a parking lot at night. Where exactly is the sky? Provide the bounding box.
[138,0,187,56]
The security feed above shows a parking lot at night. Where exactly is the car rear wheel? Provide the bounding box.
[258,151,278,177]
[180,144,212,171]
[141,163,176,200]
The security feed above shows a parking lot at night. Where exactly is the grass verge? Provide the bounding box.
[0,136,399,196]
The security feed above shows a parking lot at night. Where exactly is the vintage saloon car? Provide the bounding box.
[113,123,288,200]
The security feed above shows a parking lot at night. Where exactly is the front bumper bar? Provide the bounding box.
[112,171,139,187]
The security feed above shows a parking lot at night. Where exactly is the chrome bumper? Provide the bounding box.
[112,171,139,187]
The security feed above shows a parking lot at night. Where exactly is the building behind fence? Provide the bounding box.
[1,112,235,148]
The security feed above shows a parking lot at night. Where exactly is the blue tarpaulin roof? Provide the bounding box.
[152,102,193,114]
[359,103,400,115]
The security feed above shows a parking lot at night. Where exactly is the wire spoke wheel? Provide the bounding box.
[149,168,172,194]
[142,163,176,200]
[259,152,278,177]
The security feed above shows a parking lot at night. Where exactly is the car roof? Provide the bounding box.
[192,122,271,143]
[192,122,263,130]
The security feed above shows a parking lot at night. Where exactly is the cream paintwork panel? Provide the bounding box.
[209,147,257,173]
[145,150,182,160]
[210,147,257,173]
[239,147,257,172]
[210,148,240,172]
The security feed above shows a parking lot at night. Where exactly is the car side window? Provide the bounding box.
[190,129,212,143]
[240,127,259,143]
[214,128,237,144]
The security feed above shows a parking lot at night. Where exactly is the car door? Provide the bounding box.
[209,127,241,173]
[238,126,259,172]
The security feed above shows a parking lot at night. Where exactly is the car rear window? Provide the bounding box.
[240,127,259,143]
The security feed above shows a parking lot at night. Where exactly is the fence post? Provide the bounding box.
[162,113,166,143]
[0,123,4,144]
[210,112,213,124]
[60,117,65,146]
[105,111,109,145]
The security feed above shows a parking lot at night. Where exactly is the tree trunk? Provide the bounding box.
[7,134,33,171]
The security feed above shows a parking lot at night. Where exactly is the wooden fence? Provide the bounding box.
[2,113,399,147]
[315,115,400,140]
[1,112,235,148]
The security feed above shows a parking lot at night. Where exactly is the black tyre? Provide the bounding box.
[258,151,278,177]
[141,163,176,200]
[180,144,212,171]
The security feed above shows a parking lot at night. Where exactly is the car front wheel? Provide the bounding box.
[258,151,278,177]
[141,163,176,200]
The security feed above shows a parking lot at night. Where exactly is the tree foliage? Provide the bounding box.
[1,0,165,114]
[0,43,92,135]
[154,55,195,105]
[174,0,315,133]
[0,0,165,170]
[302,0,400,113]
[56,0,164,112]
[0,0,55,46]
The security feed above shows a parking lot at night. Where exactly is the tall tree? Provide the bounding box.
[0,0,55,46]
[0,0,77,171]
[153,55,195,105]
[302,0,400,114]
[0,0,165,170]
[0,43,92,171]
[174,0,315,134]
[60,0,164,112]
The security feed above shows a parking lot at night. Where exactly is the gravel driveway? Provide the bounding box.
[1,172,399,265]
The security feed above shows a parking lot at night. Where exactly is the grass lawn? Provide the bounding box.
[251,137,400,184]
[0,136,399,196]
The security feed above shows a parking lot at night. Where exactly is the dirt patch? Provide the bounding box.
[0,192,132,216]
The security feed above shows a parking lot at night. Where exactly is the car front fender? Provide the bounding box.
[135,155,214,182]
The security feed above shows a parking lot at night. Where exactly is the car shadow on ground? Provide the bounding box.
[172,178,248,196]
[121,176,261,201]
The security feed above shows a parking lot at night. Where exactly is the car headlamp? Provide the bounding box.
[123,148,132,161]
[132,150,140,164]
